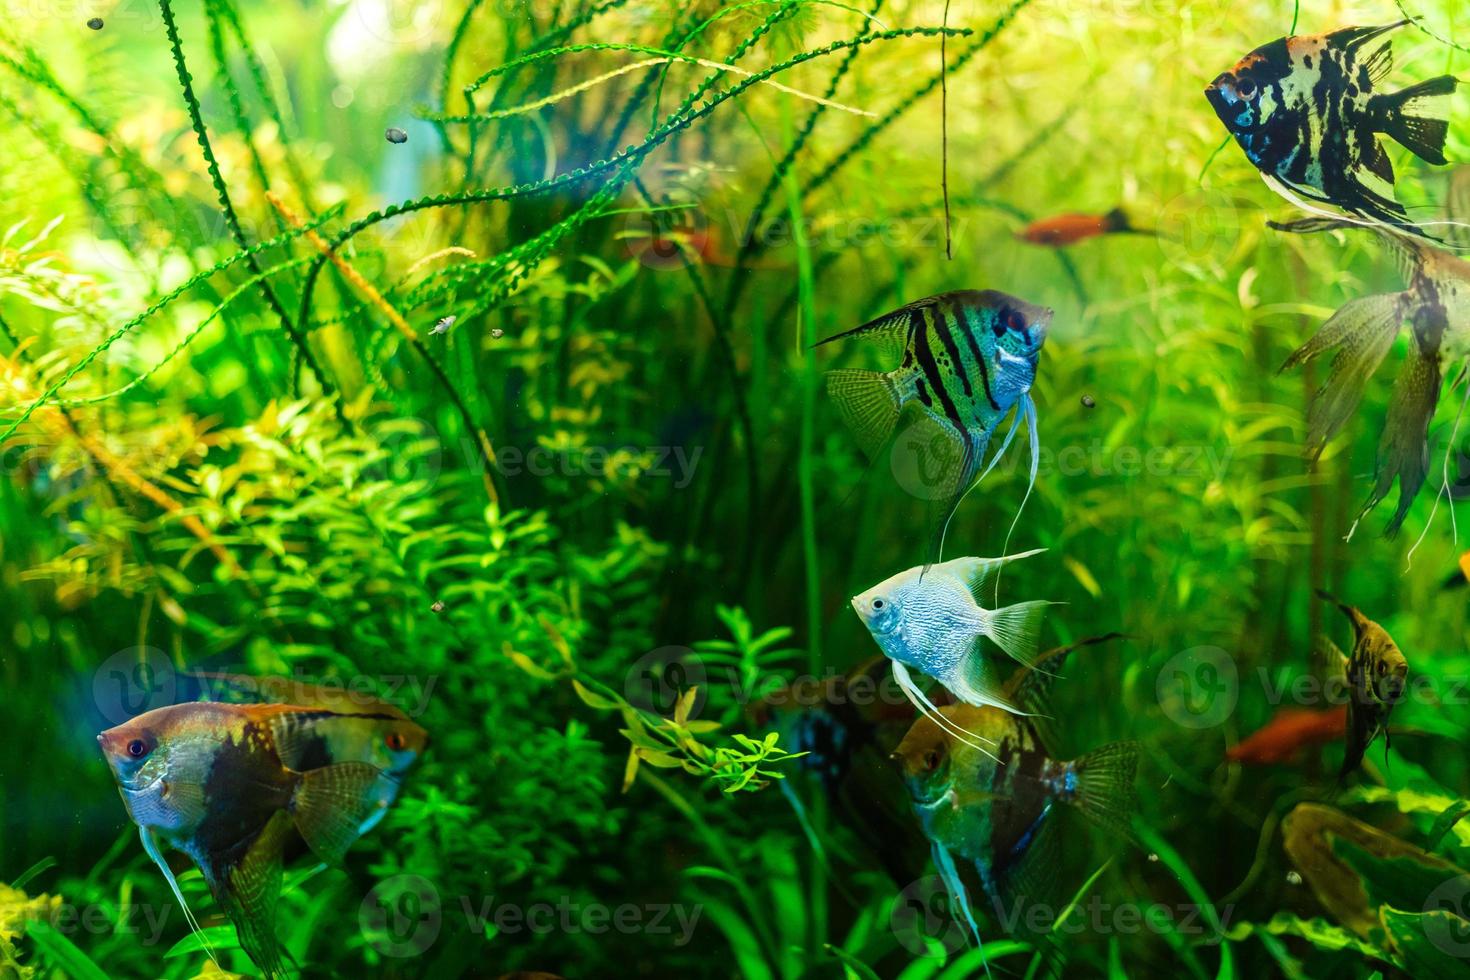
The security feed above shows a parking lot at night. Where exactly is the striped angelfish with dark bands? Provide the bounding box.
[1271,213,1470,535]
[1205,21,1460,241]
[891,637,1137,966]
[816,290,1050,561]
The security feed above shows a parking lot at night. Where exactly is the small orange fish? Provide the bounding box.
[1016,208,1152,247]
[1225,705,1348,765]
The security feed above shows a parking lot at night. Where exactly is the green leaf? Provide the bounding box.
[24,921,110,980]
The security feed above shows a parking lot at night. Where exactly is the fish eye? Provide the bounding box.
[1236,76,1258,100]
[1004,310,1028,333]
[872,598,885,610]
[126,739,148,759]
[386,732,407,751]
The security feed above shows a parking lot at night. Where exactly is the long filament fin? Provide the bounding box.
[892,662,1000,761]
[141,827,219,970]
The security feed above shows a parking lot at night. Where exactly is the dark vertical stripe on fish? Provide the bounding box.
[933,306,974,400]
[913,315,965,430]
[958,307,1001,411]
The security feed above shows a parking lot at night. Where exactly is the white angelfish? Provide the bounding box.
[851,551,1055,753]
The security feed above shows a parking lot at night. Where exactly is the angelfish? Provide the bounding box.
[851,551,1054,752]
[181,674,430,834]
[1272,215,1470,534]
[1205,22,1459,240]
[98,702,421,977]
[1315,590,1409,779]
[892,638,1137,957]
[816,290,1050,561]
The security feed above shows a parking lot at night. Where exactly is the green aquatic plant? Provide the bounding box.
[3,0,1470,977]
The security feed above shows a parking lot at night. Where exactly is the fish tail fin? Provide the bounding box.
[1280,293,1408,458]
[825,369,901,459]
[1067,740,1140,839]
[1104,207,1130,232]
[1372,76,1459,165]
[977,600,1053,669]
[291,761,388,864]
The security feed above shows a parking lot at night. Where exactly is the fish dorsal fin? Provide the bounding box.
[141,828,219,970]
[934,550,1047,604]
[1361,39,1394,87]
[1328,21,1408,55]
[812,296,925,361]
[208,812,295,979]
[291,761,389,864]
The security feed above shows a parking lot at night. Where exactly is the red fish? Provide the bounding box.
[1016,208,1152,246]
[1225,705,1348,765]
[98,701,423,977]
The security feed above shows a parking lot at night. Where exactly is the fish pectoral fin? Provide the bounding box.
[291,761,388,864]
[209,811,295,980]
[977,600,1055,670]
[825,369,902,460]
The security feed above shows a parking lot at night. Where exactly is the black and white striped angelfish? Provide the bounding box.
[816,290,1050,561]
[1205,21,1459,241]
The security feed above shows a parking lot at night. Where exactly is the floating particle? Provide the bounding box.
[430,600,446,614]
[430,315,456,336]
[1285,871,1302,885]
[385,127,408,144]
[490,328,504,339]
[1081,394,1096,409]
[1147,852,1159,863]
[86,17,103,29]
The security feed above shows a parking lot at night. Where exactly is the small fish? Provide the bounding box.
[430,315,456,336]
[1016,208,1152,247]
[1225,705,1348,765]
[816,290,1051,560]
[1272,215,1470,534]
[385,127,408,144]
[852,551,1054,747]
[1316,590,1408,779]
[98,702,414,977]
[892,638,1137,954]
[1206,22,1459,239]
